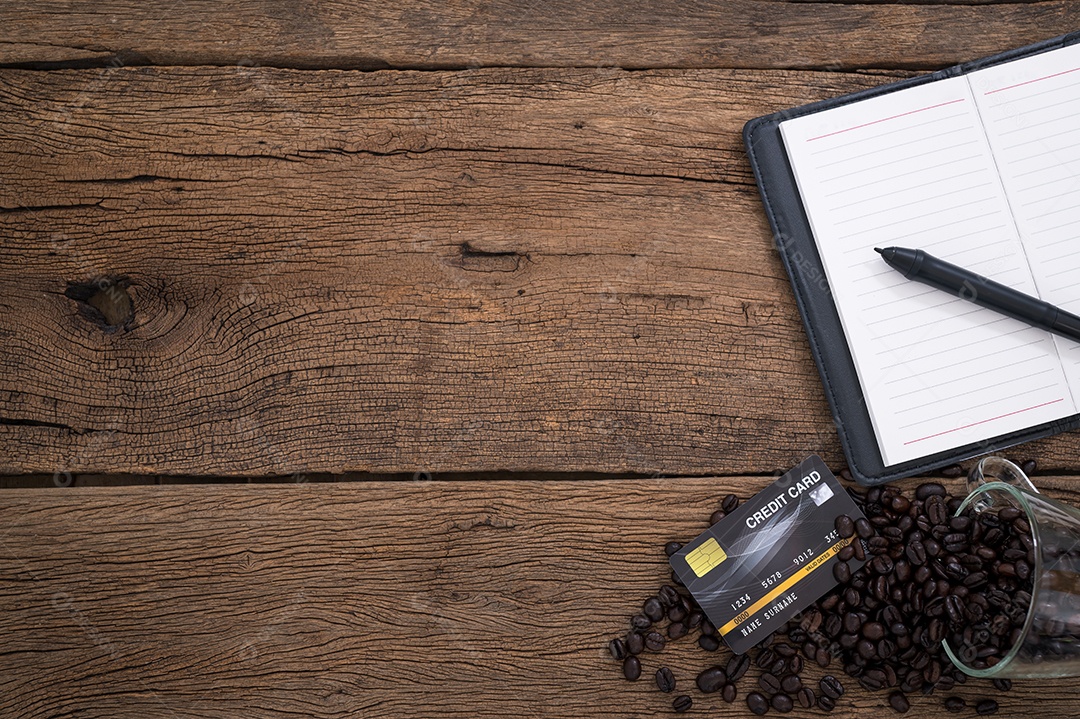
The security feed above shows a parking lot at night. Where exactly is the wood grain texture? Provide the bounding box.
[4,65,1080,477]
[0,1,1076,71]
[1,476,1078,718]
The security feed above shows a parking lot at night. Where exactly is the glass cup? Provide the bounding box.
[943,456,1080,678]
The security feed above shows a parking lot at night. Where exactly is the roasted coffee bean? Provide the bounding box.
[608,637,626,660]
[658,584,680,607]
[655,667,676,693]
[820,675,845,700]
[668,604,687,623]
[816,647,832,668]
[672,695,692,713]
[838,545,856,561]
[723,683,738,703]
[710,509,726,525]
[916,482,947,500]
[722,493,740,513]
[834,561,852,584]
[727,653,750,682]
[700,619,716,636]
[944,696,966,713]
[759,672,782,694]
[855,517,874,539]
[771,693,794,713]
[780,675,802,693]
[645,631,665,652]
[863,622,885,640]
[797,686,816,709]
[836,514,855,538]
[976,699,999,715]
[889,691,910,713]
[757,648,777,669]
[663,541,683,557]
[992,678,1012,691]
[696,666,727,693]
[926,495,948,525]
[626,631,644,655]
[872,556,894,575]
[699,634,720,651]
[630,613,651,630]
[788,655,804,675]
[667,621,687,640]
[906,541,927,565]
[747,692,770,716]
[643,597,665,623]
[818,695,836,712]
[622,656,641,680]
[687,611,703,629]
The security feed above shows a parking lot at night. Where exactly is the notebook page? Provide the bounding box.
[970,43,1080,400]
[780,77,1075,466]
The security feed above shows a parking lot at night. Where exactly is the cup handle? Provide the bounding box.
[967,456,1039,496]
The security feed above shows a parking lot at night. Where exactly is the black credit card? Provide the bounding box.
[670,456,866,654]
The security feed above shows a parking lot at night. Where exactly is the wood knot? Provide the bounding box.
[65,277,134,331]
[451,242,527,273]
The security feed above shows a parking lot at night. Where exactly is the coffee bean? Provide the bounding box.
[992,678,1012,692]
[917,482,947,499]
[643,597,664,623]
[722,493,740,513]
[863,622,885,641]
[667,621,687,640]
[855,517,874,539]
[771,693,794,713]
[834,561,852,584]
[818,695,836,712]
[663,541,683,557]
[699,634,720,651]
[759,672,782,694]
[696,666,727,693]
[672,695,692,713]
[608,637,626,660]
[780,675,802,693]
[788,655,803,675]
[976,699,999,715]
[710,509,726,525]
[645,631,665,652]
[944,696,966,713]
[889,691,910,713]
[906,541,927,565]
[668,604,687,623]
[655,667,676,693]
[722,683,737,703]
[727,653,750,682]
[797,686,816,709]
[626,631,644,655]
[630,613,651,630]
[622,656,641,680]
[747,692,769,716]
[836,514,856,538]
[839,545,856,561]
[820,675,844,700]
[1021,458,1037,474]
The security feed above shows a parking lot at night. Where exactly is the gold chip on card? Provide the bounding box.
[685,537,727,578]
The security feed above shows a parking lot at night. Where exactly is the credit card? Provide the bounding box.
[670,455,866,654]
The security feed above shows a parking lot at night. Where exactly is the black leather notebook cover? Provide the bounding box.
[744,32,1080,486]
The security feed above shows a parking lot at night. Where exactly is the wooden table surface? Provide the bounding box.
[3,3,1080,717]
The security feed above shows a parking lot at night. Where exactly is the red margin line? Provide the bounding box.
[903,397,1065,446]
[985,67,1080,96]
[806,99,966,142]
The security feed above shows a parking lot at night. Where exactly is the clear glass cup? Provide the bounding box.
[943,457,1080,678]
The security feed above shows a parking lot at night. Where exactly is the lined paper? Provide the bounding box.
[780,76,1076,466]
[971,42,1080,400]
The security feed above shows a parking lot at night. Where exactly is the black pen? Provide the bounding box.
[875,246,1080,345]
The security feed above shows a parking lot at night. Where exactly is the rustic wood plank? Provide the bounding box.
[0,1,1075,71]
[4,65,1080,477]
[1,476,1077,717]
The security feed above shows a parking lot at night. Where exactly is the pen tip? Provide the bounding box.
[874,247,884,254]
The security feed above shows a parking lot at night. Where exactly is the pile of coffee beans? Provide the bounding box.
[606,467,1038,714]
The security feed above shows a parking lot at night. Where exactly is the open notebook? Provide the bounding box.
[778,41,1080,468]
